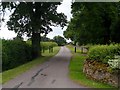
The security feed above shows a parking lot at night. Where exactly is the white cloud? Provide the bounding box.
[47,0,72,42]
[0,9,17,40]
[47,26,64,39]
[0,27,17,40]
[57,0,72,21]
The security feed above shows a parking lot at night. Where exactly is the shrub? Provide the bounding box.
[26,40,58,50]
[88,44,120,64]
[2,39,32,71]
[41,42,58,50]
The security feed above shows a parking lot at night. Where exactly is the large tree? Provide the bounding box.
[53,35,66,46]
[64,2,120,45]
[1,2,67,58]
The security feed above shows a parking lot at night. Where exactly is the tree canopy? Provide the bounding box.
[64,2,120,45]
[53,35,66,46]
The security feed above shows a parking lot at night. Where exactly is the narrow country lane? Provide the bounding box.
[3,46,85,88]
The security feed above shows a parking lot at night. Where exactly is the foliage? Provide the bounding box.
[1,2,67,58]
[2,39,32,71]
[108,55,120,69]
[0,39,2,56]
[13,35,24,41]
[88,44,120,64]
[27,35,55,42]
[26,40,58,50]
[53,35,66,46]
[41,42,58,50]
[41,36,53,42]
[64,2,120,45]
[67,45,114,88]
[1,47,60,84]
[2,2,67,36]
[111,18,120,43]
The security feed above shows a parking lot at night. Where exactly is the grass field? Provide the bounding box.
[1,46,60,84]
[67,45,116,88]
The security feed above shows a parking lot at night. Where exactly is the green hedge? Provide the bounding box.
[2,39,32,71]
[88,44,120,63]
[41,42,58,50]
[26,40,58,50]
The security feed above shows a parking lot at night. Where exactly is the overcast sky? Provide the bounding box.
[0,0,72,41]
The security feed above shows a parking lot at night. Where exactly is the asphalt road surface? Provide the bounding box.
[3,46,85,88]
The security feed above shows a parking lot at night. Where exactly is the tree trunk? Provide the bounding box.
[32,32,41,59]
[102,11,111,44]
[103,29,111,44]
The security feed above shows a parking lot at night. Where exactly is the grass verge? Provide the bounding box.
[67,45,116,88]
[1,46,60,84]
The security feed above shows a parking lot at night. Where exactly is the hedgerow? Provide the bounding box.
[41,42,58,50]
[2,39,32,71]
[88,44,120,65]
[27,40,58,50]
[2,39,58,71]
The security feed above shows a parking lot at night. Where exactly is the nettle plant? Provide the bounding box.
[108,55,120,69]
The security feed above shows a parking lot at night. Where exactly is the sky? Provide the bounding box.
[0,0,72,42]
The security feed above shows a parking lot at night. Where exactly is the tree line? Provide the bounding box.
[64,2,120,45]
[28,35,67,46]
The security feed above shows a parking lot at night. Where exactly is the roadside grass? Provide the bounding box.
[67,45,116,88]
[1,46,60,84]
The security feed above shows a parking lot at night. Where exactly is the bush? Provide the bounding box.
[88,44,120,64]
[2,39,32,71]
[41,42,58,50]
[26,40,58,50]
